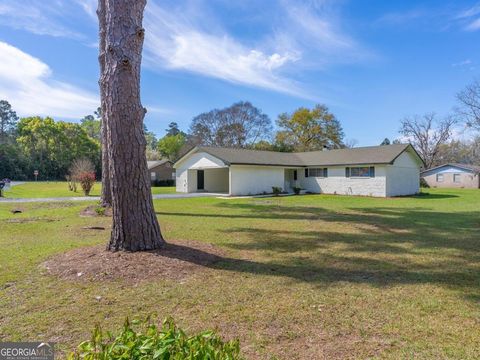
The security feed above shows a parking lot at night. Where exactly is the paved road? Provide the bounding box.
[0,192,225,203]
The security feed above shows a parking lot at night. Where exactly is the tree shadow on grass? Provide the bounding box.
[157,201,480,302]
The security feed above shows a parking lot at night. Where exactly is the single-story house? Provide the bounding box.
[174,143,423,197]
[421,163,480,188]
[147,160,175,183]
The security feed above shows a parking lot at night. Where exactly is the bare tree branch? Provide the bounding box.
[399,113,456,168]
[457,79,480,130]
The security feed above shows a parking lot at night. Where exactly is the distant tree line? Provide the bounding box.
[2,76,479,179]
[0,103,100,180]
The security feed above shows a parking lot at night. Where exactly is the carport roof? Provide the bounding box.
[178,144,421,167]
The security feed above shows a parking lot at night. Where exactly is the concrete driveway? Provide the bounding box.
[0,192,226,203]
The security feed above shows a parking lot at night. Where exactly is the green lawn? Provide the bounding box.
[0,189,479,359]
[2,181,176,198]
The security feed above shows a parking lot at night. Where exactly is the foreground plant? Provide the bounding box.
[68,316,243,360]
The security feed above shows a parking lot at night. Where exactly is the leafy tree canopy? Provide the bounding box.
[157,133,186,161]
[275,104,344,152]
[0,100,19,143]
[189,101,272,148]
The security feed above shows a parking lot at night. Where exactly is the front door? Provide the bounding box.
[197,170,204,190]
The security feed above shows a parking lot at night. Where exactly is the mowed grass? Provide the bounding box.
[0,189,479,359]
[2,182,176,198]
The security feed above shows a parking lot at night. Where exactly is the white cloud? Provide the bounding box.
[142,0,368,99]
[143,1,304,97]
[452,59,472,67]
[0,0,100,39]
[74,0,97,20]
[465,17,480,31]
[456,3,480,31]
[0,41,98,119]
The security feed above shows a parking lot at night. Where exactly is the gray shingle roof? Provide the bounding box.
[147,159,171,170]
[186,143,418,167]
[421,163,480,174]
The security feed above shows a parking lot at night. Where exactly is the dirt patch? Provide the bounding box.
[80,205,113,217]
[43,240,226,284]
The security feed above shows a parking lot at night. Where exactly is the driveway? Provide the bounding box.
[0,192,225,203]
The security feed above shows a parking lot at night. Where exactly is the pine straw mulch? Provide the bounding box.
[42,240,226,284]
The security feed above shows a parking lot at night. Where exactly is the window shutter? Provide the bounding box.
[294,170,297,181]
[369,166,375,177]
[345,167,350,177]
[305,168,309,178]
[323,168,328,178]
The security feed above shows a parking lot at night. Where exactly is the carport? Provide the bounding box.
[187,167,229,194]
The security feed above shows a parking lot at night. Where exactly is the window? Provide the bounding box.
[453,173,461,183]
[347,166,375,178]
[151,172,156,180]
[308,168,328,177]
[436,173,444,182]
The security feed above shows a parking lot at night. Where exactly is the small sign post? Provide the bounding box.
[34,170,39,181]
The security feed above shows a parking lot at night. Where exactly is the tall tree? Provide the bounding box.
[98,0,164,251]
[80,114,101,141]
[275,104,344,152]
[399,113,456,169]
[457,79,480,130]
[0,100,19,143]
[166,122,186,137]
[189,101,272,148]
[157,133,186,161]
[98,1,111,207]
[380,138,391,145]
[436,137,480,166]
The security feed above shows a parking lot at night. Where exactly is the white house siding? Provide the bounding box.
[204,168,229,192]
[299,166,388,197]
[175,152,227,193]
[229,165,284,196]
[385,151,420,196]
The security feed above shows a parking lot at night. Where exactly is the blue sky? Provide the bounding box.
[0,0,479,145]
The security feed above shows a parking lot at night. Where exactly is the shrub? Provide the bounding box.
[77,172,96,196]
[68,317,243,360]
[69,159,95,193]
[152,179,175,187]
[272,186,282,196]
[95,206,106,216]
[293,186,301,195]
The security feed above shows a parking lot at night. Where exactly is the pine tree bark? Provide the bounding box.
[98,0,165,251]
[98,0,111,207]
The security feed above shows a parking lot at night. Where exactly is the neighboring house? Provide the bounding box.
[147,160,175,182]
[174,144,423,197]
[421,163,480,189]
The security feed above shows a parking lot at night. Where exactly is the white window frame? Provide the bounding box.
[308,168,328,178]
[436,173,444,182]
[453,173,461,183]
[350,166,372,178]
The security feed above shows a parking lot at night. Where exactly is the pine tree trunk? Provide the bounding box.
[98,0,165,251]
[98,0,111,207]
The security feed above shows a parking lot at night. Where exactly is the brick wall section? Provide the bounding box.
[149,162,174,181]
[423,172,480,188]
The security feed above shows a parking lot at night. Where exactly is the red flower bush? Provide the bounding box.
[77,172,96,196]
